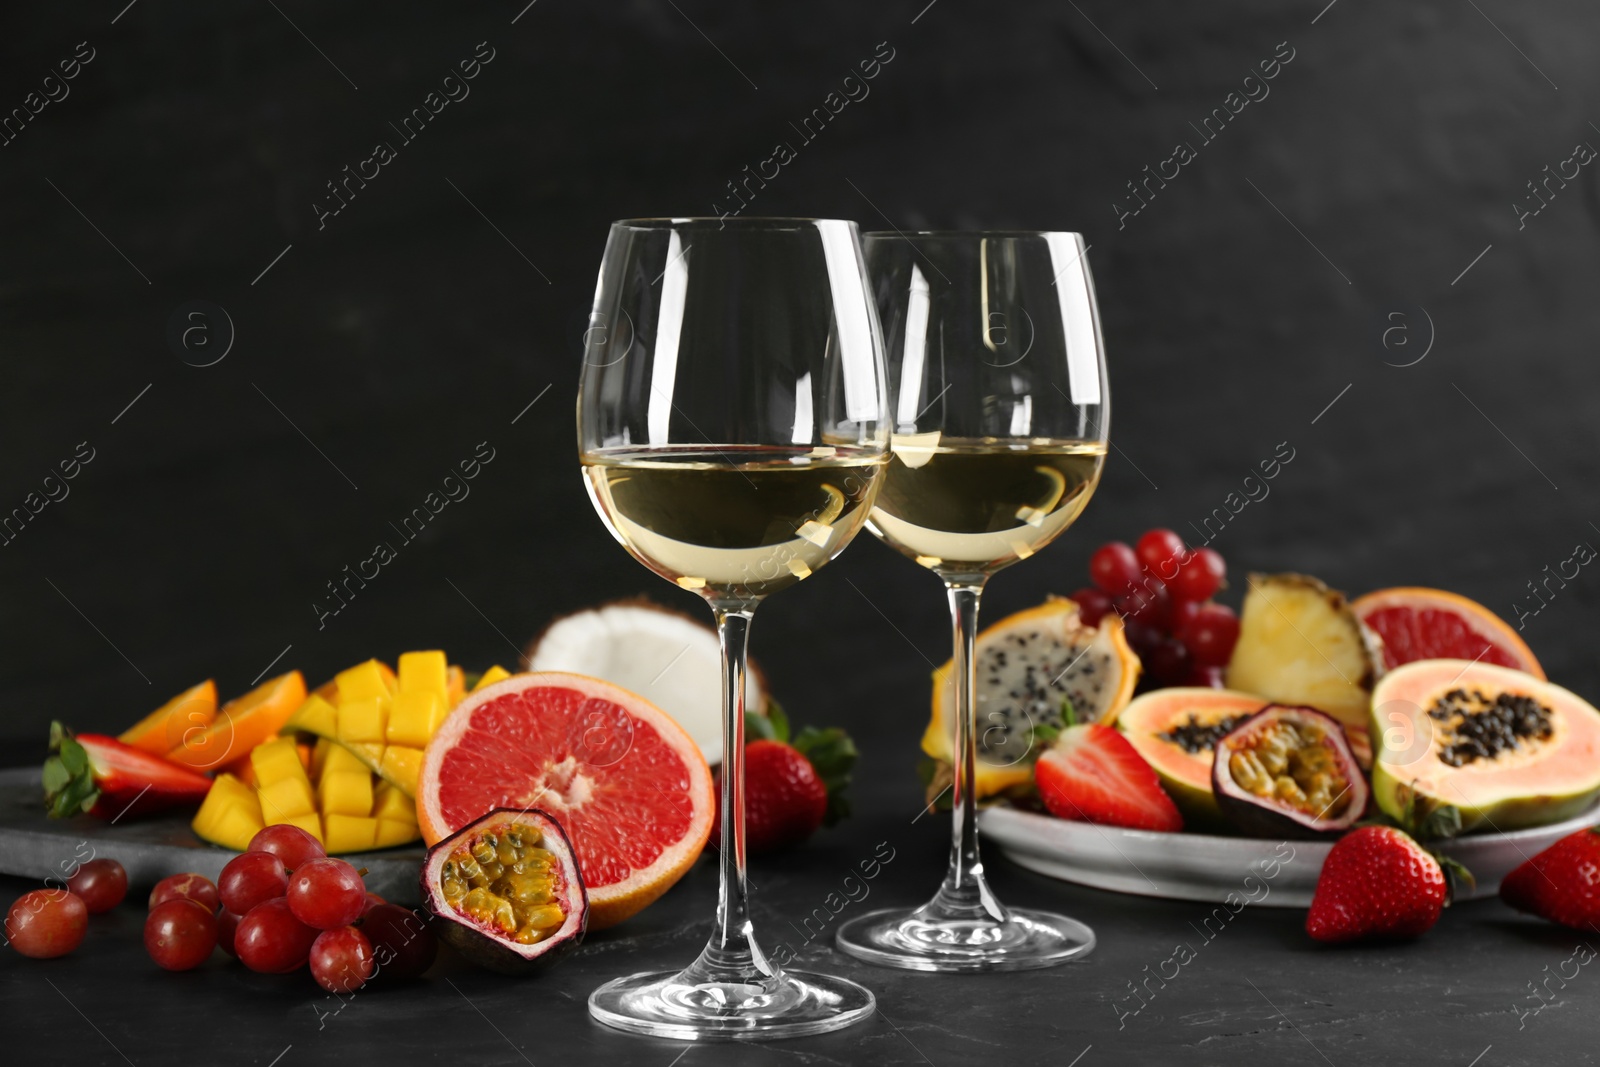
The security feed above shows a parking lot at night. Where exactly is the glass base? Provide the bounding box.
[835,905,1095,973]
[588,966,876,1041]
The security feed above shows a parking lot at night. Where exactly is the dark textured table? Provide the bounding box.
[6,0,1600,1063]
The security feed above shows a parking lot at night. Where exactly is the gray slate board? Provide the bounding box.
[0,767,425,904]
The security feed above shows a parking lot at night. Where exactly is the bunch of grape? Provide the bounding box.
[1073,527,1240,688]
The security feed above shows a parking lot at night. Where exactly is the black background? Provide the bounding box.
[3,2,1598,1063]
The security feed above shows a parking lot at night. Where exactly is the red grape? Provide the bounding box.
[310,926,375,994]
[145,899,217,971]
[1070,587,1113,627]
[1114,580,1171,628]
[1171,547,1226,602]
[5,889,88,959]
[248,824,325,872]
[364,891,386,914]
[362,904,438,982]
[1147,638,1194,685]
[217,909,243,958]
[219,851,288,915]
[149,873,218,913]
[1186,665,1226,688]
[287,858,367,930]
[1089,542,1141,593]
[1122,620,1165,660]
[1170,597,1203,633]
[1135,528,1188,582]
[1179,603,1241,667]
[66,859,127,914]
[235,898,319,973]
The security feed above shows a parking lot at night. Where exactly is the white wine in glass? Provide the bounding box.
[837,231,1109,972]
[579,218,889,1039]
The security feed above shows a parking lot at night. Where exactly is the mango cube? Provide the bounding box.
[317,770,373,817]
[386,691,443,748]
[251,736,307,787]
[375,819,419,848]
[372,782,416,824]
[398,650,448,698]
[322,741,369,777]
[289,694,339,738]
[258,776,315,820]
[473,665,511,692]
[324,814,378,854]
[337,698,387,744]
[336,660,391,703]
[309,737,332,781]
[378,746,423,795]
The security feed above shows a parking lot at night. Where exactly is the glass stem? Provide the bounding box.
[685,605,778,983]
[933,579,1008,922]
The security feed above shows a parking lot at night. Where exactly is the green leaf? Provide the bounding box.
[1434,852,1476,906]
[1397,781,1463,841]
[1059,696,1078,728]
[461,670,483,692]
[794,725,856,828]
[764,699,790,744]
[43,723,99,819]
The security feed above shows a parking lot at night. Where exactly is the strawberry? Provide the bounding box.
[1306,826,1447,942]
[43,722,213,821]
[1034,723,1184,832]
[1500,827,1600,930]
[712,704,856,854]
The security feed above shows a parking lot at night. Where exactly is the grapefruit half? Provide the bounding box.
[1351,587,1543,678]
[417,671,714,930]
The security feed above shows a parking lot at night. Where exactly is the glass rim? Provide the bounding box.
[609,216,858,229]
[863,229,1085,240]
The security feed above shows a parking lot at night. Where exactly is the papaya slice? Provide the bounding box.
[1371,659,1600,833]
[119,680,217,756]
[166,671,306,772]
[1116,687,1271,829]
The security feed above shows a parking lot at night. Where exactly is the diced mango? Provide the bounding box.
[372,782,416,824]
[324,814,378,854]
[207,771,257,807]
[318,770,373,817]
[337,698,388,744]
[202,804,266,851]
[386,691,443,748]
[343,741,384,770]
[375,819,420,848]
[251,736,307,787]
[473,665,511,692]
[336,660,392,703]
[258,776,315,820]
[322,741,369,777]
[447,664,466,706]
[398,650,448,698]
[378,746,423,795]
[287,693,339,738]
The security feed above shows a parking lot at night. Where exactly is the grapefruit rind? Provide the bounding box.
[417,671,714,930]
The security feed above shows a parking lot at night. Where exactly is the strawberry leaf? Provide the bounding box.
[793,725,856,827]
[1433,852,1476,906]
[745,699,790,745]
[1396,780,1464,841]
[43,722,100,819]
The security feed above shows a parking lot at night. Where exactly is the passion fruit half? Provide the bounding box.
[1212,705,1368,838]
[420,808,587,974]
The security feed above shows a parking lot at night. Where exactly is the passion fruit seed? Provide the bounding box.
[1226,719,1352,819]
[1428,688,1555,767]
[1158,713,1252,754]
[442,824,564,946]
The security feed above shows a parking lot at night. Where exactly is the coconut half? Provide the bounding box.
[525,598,764,766]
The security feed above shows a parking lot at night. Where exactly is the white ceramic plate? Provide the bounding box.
[979,803,1600,908]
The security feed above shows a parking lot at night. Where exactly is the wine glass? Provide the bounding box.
[578,217,889,1038]
[835,231,1109,971]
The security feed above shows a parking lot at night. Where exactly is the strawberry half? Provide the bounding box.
[1034,723,1184,832]
[43,721,213,821]
[1500,826,1600,930]
[1306,826,1447,943]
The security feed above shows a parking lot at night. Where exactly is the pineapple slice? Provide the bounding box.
[1224,573,1381,753]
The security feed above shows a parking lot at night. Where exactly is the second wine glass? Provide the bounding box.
[836,230,1109,972]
